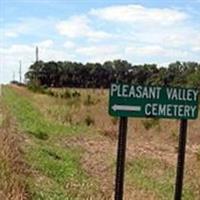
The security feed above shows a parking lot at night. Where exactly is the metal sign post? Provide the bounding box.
[108,83,199,200]
[115,117,128,200]
[174,119,188,200]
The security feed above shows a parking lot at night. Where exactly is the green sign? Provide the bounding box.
[109,84,199,119]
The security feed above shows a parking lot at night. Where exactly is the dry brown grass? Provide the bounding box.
[0,100,30,200]
[8,85,200,199]
[11,85,200,162]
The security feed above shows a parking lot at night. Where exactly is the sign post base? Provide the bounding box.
[115,117,128,200]
[174,119,188,200]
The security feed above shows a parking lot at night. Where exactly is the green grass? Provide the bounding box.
[27,145,83,184]
[126,157,194,200]
[2,87,86,139]
[3,86,199,199]
[25,142,97,199]
[2,86,98,199]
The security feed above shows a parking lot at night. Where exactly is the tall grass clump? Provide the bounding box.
[84,115,95,126]
[111,117,118,125]
[84,94,96,106]
[27,81,47,93]
[142,118,160,130]
[196,149,200,161]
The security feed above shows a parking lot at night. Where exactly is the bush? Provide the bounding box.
[48,89,80,99]
[62,89,72,98]
[71,90,81,98]
[45,89,55,96]
[27,82,45,93]
[84,115,95,126]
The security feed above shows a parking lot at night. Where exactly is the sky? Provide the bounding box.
[0,0,200,83]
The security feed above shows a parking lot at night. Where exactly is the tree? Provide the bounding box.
[25,60,200,90]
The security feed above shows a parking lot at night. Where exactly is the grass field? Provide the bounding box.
[0,84,200,200]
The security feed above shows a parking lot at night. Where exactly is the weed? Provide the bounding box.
[45,89,80,100]
[53,91,59,98]
[2,87,72,139]
[0,113,3,127]
[195,149,200,161]
[84,94,95,106]
[0,110,30,199]
[64,112,73,124]
[26,144,88,188]
[84,115,95,126]
[2,86,98,199]
[42,148,61,160]
[111,117,118,125]
[27,82,46,93]
[2,85,200,199]
[62,89,71,98]
[171,130,178,141]
[45,89,54,97]
[99,127,117,139]
[28,130,49,140]
[71,90,81,98]
[142,118,160,130]
[127,157,194,200]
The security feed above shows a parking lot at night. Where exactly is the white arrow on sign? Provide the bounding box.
[112,104,141,112]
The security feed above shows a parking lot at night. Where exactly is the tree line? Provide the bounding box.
[25,60,200,90]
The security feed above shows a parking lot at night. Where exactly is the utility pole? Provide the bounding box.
[19,60,22,83]
[0,84,2,96]
[36,46,39,62]
[13,71,15,81]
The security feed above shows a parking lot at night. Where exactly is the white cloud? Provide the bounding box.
[56,15,111,40]
[124,44,190,63]
[1,17,57,39]
[0,44,34,57]
[125,45,165,56]
[4,31,18,38]
[160,28,200,48]
[76,44,118,56]
[0,40,76,83]
[192,46,200,52]
[63,41,76,49]
[0,44,34,83]
[90,5,188,26]
[75,44,121,62]
[35,40,54,48]
[0,42,75,63]
[88,4,200,56]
